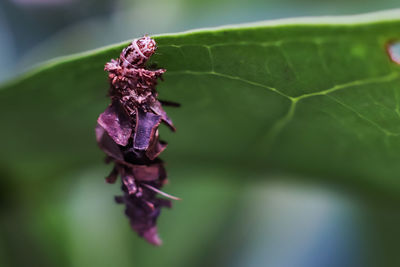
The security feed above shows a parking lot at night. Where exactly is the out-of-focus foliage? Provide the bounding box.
[1,10,400,267]
[1,1,400,266]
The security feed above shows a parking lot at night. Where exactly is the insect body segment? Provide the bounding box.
[96,36,177,246]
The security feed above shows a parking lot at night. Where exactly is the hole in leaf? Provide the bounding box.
[386,41,400,64]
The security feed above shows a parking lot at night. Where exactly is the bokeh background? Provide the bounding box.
[1,1,400,267]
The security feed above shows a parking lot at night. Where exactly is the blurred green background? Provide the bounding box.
[0,1,400,267]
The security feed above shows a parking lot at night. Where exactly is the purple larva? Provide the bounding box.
[96,36,179,246]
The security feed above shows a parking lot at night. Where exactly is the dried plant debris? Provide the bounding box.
[96,36,179,246]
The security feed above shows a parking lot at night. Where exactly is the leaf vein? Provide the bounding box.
[327,95,399,136]
[295,72,399,101]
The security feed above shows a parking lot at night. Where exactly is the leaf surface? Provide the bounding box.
[1,11,400,196]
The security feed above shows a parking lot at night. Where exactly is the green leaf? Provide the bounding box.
[1,10,400,198]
